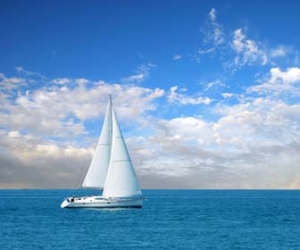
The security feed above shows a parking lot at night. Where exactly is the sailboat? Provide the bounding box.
[61,96,143,208]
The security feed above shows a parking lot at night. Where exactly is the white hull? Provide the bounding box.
[61,195,143,209]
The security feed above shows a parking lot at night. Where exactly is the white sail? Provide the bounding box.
[82,98,112,189]
[102,108,142,198]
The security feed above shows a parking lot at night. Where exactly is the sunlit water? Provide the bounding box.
[1,189,300,250]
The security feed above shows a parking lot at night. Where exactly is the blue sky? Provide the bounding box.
[1,0,300,189]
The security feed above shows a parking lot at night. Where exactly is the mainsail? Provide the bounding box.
[82,97,142,198]
[102,108,142,198]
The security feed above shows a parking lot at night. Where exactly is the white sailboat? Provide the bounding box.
[61,96,143,208]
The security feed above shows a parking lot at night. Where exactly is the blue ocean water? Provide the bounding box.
[1,190,300,250]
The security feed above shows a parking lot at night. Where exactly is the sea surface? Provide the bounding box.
[1,189,300,250]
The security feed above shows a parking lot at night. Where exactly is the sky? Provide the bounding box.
[1,0,300,189]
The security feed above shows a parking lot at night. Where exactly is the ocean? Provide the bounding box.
[1,189,300,250]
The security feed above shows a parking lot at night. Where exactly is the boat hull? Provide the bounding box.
[61,195,143,209]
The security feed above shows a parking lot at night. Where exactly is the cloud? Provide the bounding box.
[221,93,234,99]
[231,29,268,67]
[270,67,300,84]
[122,73,145,83]
[249,67,300,95]
[0,68,166,188]
[197,48,216,56]
[15,66,24,72]
[197,9,295,70]
[203,80,225,92]
[15,66,46,79]
[1,66,300,189]
[213,97,300,188]
[172,54,183,60]
[209,8,217,22]
[168,86,212,105]
[270,46,287,58]
[121,64,154,83]
[196,8,225,62]
[204,8,225,46]
[52,78,72,85]
[6,81,161,135]
[136,90,300,189]
[0,131,91,188]
[0,72,26,91]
